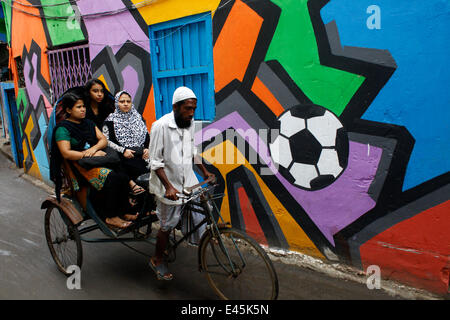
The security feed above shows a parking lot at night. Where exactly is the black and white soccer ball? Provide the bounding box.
[269,104,349,190]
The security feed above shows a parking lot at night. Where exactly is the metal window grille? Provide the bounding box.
[47,44,92,104]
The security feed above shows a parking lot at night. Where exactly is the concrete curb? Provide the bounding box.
[266,248,443,300]
[19,170,54,195]
[0,139,15,164]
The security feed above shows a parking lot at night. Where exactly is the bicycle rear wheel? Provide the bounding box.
[200,228,278,300]
[44,204,83,276]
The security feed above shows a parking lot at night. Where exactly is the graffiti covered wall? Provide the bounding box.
[2,0,449,294]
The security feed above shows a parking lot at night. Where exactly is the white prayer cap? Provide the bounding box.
[172,86,197,105]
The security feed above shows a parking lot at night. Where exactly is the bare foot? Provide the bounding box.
[106,216,131,229]
[123,213,139,221]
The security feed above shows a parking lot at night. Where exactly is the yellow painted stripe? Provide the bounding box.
[23,117,42,180]
[97,74,110,92]
[131,0,222,25]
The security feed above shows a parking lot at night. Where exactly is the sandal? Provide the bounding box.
[148,258,173,281]
[123,213,139,221]
[130,184,145,196]
[129,197,138,207]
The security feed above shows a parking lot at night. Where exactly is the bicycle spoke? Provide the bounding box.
[201,228,278,300]
[204,269,232,277]
[45,206,82,275]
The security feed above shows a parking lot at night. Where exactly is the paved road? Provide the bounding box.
[0,151,406,300]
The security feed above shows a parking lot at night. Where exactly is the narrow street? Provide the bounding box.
[0,151,421,301]
[0,1,448,312]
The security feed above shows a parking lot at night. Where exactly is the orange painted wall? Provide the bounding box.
[10,1,50,83]
[213,0,262,92]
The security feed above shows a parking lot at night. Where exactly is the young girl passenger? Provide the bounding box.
[84,79,114,129]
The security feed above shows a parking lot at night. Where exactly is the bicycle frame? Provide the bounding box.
[166,199,209,251]
[76,192,156,243]
[167,186,245,276]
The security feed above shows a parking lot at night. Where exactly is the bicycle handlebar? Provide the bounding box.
[176,183,218,202]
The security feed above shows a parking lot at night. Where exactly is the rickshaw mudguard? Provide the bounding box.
[41,195,85,226]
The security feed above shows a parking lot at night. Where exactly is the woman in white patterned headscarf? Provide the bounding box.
[103,90,150,195]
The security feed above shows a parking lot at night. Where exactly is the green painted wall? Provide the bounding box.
[1,0,85,47]
[41,0,85,46]
[1,0,12,45]
[16,88,28,135]
[265,0,364,116]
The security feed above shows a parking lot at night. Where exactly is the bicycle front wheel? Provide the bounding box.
[200,228,278,300]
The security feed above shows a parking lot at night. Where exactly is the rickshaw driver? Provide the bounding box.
[148,86,215,281]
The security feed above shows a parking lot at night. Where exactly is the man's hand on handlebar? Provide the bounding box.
[204,171,216,184]
[164,185,180,201]
[163,173,215,202]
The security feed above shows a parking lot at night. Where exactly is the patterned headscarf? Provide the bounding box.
[104,90,148,148]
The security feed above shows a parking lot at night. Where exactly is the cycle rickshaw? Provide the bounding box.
[41,87,279,300]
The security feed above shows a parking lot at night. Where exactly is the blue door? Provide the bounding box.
[149,12,215,121]
[1,84,23,167]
